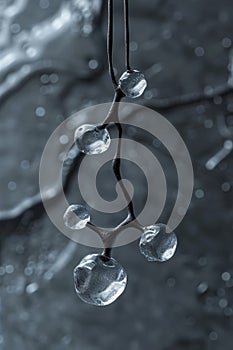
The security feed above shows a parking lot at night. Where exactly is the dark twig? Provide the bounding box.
[124,0,131,71]
[107,0,118,89]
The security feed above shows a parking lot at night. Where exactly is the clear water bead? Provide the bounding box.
[63,204,90,230]
[74,254,127,306]
[139,224,177,262]
[119,70,147,98]
[74,124,110,155]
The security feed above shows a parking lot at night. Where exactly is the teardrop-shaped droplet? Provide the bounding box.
[63,204,90,230]
[139,223,177,262]
[74,254,127,306]
[74,124,110,154]
[119,70,147,98]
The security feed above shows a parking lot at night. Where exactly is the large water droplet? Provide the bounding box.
[119,70,147,98]
[74,124,110,155]
[139,224,177,262]
[63,204,90,230]
[74,254,127,306]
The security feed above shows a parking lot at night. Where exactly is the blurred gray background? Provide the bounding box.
[0,0,233,349]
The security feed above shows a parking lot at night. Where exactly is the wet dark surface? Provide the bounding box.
[1,0,233,349]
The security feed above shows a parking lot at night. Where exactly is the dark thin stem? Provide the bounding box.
[124,0,131,71]
[103,248,112,258]
[102,88,124,125]
[107,0,118,89]
[112,122,136,221]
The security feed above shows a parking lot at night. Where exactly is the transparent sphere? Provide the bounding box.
[119,69,147,98]
[74,124,111,155]
[139,224,177,262]
[74,254,127,306]
[63,204,90,230]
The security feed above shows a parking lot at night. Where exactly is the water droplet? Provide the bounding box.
[49,73,59,84]
[26,282,39,294]
[221,271,231,281]
[73,254,127,306]
[139,224,178,262]
[221,182,231,192]
[209,331,218,341]
[10,23,21,34]
[195,46,205,57]
[222,37,232,48]
[35,106,46,118]
[74,124,111,155]
[119,70,147,98]
[20,159,30,170]
[88,59,98,70]
[197,281,208,294]
[63,204,90,230]
[130,41,138,51]
[59,134,69,145]
[40,0,50,9]
[5,265,14,274]
[195,189,205,199]
[8,181,17,191]
[219,298,228,308]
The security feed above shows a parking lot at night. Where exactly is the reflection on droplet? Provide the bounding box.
[63,204,90,230]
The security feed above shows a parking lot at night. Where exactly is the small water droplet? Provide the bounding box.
[195,189,205,199]
[5,265,14,274]
[59,134,69,145]
[8,181,17,191]
[20,159,30,170]
[49,73,59,84]
[10,23,21,34]
[40,0,50,9]
[74,124,111,155]
[63,204,90,230]
[219,298,228,308]
[139,224,178,262]
[221,271,231,281]
[195,46,205,57]
[197,281,208,294]
[119,70,147,98]
[73,254,127,306]
[88,59,98,70]
[209,331,218,341]
[222,37,232,48]
[35,106,46,118]
[26,283,39,294]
